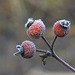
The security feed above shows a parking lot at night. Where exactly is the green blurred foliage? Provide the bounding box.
[0,0,75,75]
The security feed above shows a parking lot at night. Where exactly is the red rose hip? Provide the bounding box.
[13,40,36,58]
[53,19,71,37]
[25,18,46,39]
[21,40,36,58]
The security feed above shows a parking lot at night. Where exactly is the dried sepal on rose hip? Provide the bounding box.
[13,40,36,58]
[53,19,71,37]
[25,18,46,39]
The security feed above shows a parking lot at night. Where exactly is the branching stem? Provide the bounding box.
[40,35,75,73]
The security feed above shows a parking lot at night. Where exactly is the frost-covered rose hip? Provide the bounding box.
[21,40,36,58]
[25,18,46,39]
[13,40,36,58]
[53,19,71,37]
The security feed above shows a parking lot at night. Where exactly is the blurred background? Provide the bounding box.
[0,0,75,75]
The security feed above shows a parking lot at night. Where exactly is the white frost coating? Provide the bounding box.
[25,18,34,28]
[59,19,71,28]
[34,19,46,30]
[13,51,22,56]
[54,19,71,28]
[35,19,45,26]
[21,40,36,56]
[13,45,23,56]
[16,45,23,52]
[21,40,36,50]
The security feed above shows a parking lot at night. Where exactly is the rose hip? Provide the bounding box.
[53,19,70,37]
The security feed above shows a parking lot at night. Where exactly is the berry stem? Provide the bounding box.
[41,35,57,55]
[36,49,51,55]
[51,35,57,50]
[50,35,57,56]
[36,49,75,72]
[41,35,75,72]
[51,36,75,72]
[41,35,52,50]
[36,49,48,53]
[54,53,75,73]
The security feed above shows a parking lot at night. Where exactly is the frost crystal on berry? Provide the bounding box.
[13,45,23,56]
[59,19,71,28]
[25,18,34,28]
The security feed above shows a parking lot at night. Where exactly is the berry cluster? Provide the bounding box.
[13,18,75,72]
[13,18,70,58]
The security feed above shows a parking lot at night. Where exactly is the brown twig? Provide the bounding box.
[41,36,52,51]
[36,49,51,54]
[41,35,75,73]
[51,35,57,50]
[54,53,75,72]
